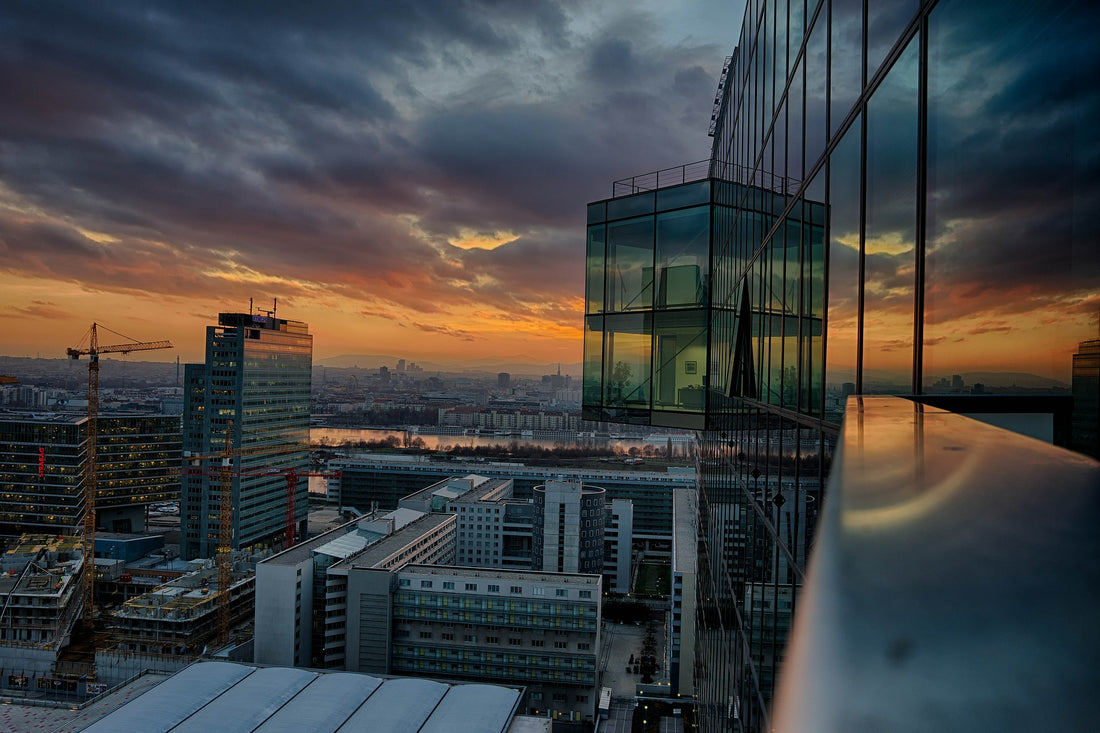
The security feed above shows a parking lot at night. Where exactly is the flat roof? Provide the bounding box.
[79,661,523,733]
[261,515,368,566]
[672,487,698,573]
[342,513,455,569]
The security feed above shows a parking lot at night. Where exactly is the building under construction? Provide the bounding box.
[106,559,254,656]
[0,535,85,674]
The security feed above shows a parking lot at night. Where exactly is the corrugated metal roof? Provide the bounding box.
[81,661,254,732]
[77,661,524,733]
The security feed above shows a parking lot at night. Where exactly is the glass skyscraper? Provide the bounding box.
[182,313,312,560]
[584,0,1099,730]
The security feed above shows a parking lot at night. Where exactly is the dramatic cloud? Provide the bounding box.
[0,0,741,364]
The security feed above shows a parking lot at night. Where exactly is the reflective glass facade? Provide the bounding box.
[584,0,1099,730]
[182,313,312,559]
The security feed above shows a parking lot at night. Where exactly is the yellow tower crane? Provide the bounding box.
[67,323,172,625]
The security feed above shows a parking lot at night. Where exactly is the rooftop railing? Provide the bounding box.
[772,396,1100,732]
[609,159,802,197]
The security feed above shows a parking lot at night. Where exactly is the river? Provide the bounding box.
[309,426,693,453]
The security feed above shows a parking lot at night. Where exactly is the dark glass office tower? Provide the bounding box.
[181,313,312,560]
[583,0,1099,730]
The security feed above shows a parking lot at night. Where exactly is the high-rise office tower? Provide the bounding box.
[181,313,312,560]
[583,0,1099,730]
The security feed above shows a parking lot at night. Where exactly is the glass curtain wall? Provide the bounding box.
[694,0,1099,731]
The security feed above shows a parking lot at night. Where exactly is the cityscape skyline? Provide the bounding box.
[0,1,741,366]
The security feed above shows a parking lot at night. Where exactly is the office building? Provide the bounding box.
[0,413,180,536]
[330,454,690,542]
[181,313,312,560]
[254,509,456,669]
[603,498,633,594]
[532,480,605,575]
[669,488,697,698]
[583,0,1099,729]
[380,564,601,723]
[400,475,632,588]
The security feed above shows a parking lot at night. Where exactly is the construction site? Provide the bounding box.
[0,535,85,662]
[104,555,254,655]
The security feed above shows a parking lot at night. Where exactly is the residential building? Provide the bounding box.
[0,535,85,675]
[181,313,312,560]
[0,413,180,535]
[583,0,1098,729]
[106,561,255,656]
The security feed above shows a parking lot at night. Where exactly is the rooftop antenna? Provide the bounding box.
[273,298,277,318]
[249,297,253,316]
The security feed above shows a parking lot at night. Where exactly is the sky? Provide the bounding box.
[0,0,744,367]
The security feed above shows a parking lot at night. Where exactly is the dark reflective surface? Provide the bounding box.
[863,36,918,393]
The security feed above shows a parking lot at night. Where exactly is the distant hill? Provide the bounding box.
[956,372,1070,390]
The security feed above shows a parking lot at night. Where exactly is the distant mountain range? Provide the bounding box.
[859,368,1071,390]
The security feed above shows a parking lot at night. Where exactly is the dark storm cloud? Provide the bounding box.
[0,0,728,329]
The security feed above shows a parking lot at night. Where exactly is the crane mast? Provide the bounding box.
[68,323,172,625]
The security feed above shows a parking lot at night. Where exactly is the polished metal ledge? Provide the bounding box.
[773,396,1100,732]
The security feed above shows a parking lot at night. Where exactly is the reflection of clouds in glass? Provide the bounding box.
[924,0,1100,378]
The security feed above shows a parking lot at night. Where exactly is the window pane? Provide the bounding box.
[863,35,918,394]
[787,58,804,188]
[583,315,604,409]
[657,180,711,211]
[607,191,654,220]
[606,216,654,312]
[866,0,918,81]
[829,0,862,137]
[603,313,652,412]
[585,225,605,314]
[653,309,708,413]
[804,3,828,172]
[656,206,710,307]
[925,0,1100,391]
[825,116,860,421]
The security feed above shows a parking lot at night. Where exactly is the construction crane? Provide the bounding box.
[239,468,342,548]
[67,323,171,625]
[181,442,313,646]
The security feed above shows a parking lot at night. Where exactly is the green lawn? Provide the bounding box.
[634,562,671,596]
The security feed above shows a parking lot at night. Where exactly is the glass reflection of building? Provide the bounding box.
[182,313,313,560]
[583,0,1099,731]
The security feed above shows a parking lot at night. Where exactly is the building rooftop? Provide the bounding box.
[672,488,698,574]
[80,661,524,733]
[112,571,251,621]
[339,513,456,569]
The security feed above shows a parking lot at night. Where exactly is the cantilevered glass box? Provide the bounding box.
[584,175,824,430]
